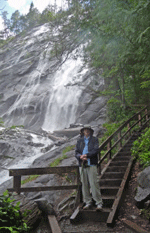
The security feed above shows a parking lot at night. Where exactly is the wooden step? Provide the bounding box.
[80,208,111,222]
[107,157,134,226]
[113,156,131,161]
[106,166,127,172]
[70,205,111,223]
[102,195,116,208]
[120,148,131,152]
[102,172,124,179]
[109,161,129,167]
[117,152,131,156]
[100,186,119,196]
[100,179,122,187]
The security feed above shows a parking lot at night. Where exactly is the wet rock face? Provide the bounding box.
[0,23,106,132]
[0,128,35,169]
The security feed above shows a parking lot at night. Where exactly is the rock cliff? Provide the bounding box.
[0,23,107,133]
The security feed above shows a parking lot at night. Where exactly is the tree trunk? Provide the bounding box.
[11,193,41,227]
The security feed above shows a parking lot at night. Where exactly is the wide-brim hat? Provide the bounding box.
[80,125,94,135]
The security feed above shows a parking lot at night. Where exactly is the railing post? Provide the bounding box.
[118,131,122,148]
[127,123,131,137]
[138,113,142,127]
[145,108,148,121]
[14,176,21,194]
[98,151,101,175]
[74,167,82,207]
[107,140,111,160]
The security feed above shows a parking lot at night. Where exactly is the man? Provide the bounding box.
[75,125,103,210]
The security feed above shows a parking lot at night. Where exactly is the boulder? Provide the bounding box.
[135,166,150,207]
[137,166,150,189]
[34,198,55,215]
[135,186,150,203]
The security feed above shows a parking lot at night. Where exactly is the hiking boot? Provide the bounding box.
[96,204,103,211]
[83,204,91,210]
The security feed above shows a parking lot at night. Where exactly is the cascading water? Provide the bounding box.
[3,23,89,132]
[42,53,88,132]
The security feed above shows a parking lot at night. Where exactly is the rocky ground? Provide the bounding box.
[31,161,150,233]
[114,161,150,232]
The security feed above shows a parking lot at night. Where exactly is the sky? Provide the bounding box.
[0,0,64,30]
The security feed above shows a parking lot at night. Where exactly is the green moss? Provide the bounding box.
[10,125,24,129]
[21,175,39,185]
[3,155,14,159]
[49,154,68,167]
[62,145,75,156]
[49,145,75,167]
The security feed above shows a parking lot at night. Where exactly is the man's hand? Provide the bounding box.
[80,154,87,161]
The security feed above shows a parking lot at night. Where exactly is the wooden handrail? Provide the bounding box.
[8,166,79,195]
[9,166,78,176]
[98,106,149,171]
[99,106,147,150]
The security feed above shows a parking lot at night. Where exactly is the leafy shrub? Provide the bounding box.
[0,190,29,233]
[131,128,150,168]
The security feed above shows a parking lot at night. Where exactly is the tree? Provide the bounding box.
[1,11,10,38]
[29,1,34,12]
[10,10,21,34]
[26,4,40,28]
[78,0,150,120]
[40,5,55,23]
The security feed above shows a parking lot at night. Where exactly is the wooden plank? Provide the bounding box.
[70,205,82,224]
[107,157,134,226]
[9,166,78,176]
[123,219,149,233]
[48,215,62,233]
[8,184,78,193]
[13,176,21,194]
[80,208,110,222]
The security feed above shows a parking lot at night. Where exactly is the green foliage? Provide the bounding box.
[79,0,150,112]
[140,208,150,220]
[0,36,15,48]
[10,125,24,129]
[21,175,39,185]
[131,128,150,167]
[49,154,67,167]
[0,190,30,232]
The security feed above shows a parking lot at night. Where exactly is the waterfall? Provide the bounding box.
[1,24,91,132]
[3,41,88,132]
[42,54,88,132]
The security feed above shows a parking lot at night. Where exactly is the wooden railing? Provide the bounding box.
[98,106,150,174]
[8,166,79,195]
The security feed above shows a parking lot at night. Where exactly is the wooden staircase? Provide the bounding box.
[70,132,141,226]
[70,106,150,226]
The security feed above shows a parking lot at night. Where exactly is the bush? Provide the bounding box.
[0,190,30,233]
[131,128,150,168]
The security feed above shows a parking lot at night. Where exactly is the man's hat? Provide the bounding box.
[80,125,94,135]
